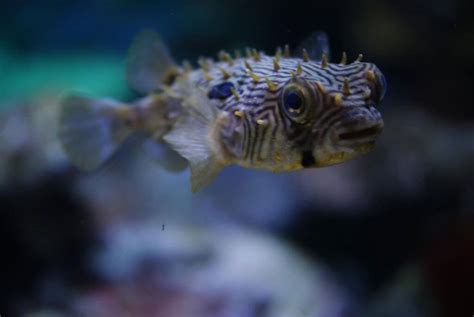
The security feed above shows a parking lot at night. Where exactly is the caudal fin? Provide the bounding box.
[59,95,133,170]
[126,29,177,94]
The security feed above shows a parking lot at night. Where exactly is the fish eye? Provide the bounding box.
[281,83,312,123]
[208,82,234,100]
[285,91,304,112]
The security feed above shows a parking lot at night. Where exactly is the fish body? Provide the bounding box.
[59,30,386,192]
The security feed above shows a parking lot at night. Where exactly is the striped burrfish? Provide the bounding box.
[59,30,386,192]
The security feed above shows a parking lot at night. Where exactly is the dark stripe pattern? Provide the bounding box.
[187,52,380,167]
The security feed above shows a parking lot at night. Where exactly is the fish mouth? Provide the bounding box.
[338,124,383,141]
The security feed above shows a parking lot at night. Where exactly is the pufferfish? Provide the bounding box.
[59,30,386,192]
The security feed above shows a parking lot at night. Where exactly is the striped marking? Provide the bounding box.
[181,52,381,167]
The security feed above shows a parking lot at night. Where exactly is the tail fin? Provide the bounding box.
[58,95,133,170]
[126,29,177,94]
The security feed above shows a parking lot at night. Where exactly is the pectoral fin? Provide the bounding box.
[142,134,188,172]
[163,88,228,192]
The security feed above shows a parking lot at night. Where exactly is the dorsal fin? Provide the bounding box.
[126,29,177,94]
[295,31,331,61]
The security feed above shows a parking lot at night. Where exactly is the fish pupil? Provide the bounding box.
[285,91,303,111]
[208,82,234,99]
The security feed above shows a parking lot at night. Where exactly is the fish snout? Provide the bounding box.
[335,106,384,145]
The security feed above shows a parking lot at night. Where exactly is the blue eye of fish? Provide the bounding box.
[208,82,234,99]
[284,91,303,111]
[280,83,313,123]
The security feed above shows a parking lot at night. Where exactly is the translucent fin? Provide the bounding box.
[295,31,331,61]
[126,29,177,94]
[163,88,225,192]
[58,95,133,170]
[143,138,188,172]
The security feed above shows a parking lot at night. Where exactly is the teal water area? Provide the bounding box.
[0,46,128,110]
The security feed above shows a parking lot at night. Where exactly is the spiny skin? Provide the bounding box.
[169,51,385,171]
[57,30,387,192]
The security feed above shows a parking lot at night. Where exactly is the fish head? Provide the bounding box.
[218,57,386,171]
[287,61,386,168]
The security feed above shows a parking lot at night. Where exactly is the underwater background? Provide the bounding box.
[1,0,473,316]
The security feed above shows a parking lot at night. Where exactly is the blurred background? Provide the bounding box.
[1,0,473,316]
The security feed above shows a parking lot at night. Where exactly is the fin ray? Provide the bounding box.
[126,29,177,94]
[163,88,225,192]
[59,95,133,170]
[143,136,188,172]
